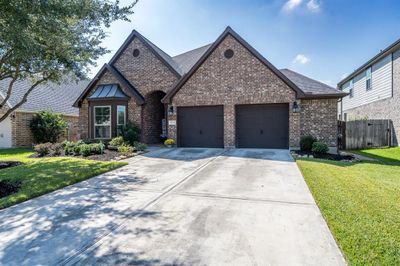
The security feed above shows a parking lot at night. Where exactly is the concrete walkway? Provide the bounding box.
[0,148,345,266]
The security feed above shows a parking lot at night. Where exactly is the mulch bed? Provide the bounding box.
[0,180,22,198]
[292,150,356,162]
[0,161,22,170]
[29,149,141,161]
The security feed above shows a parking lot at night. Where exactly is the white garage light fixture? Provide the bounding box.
[292,101,300,113]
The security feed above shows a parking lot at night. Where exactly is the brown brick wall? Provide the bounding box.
[300,99,338,146]
[78,36,178,143]
[167,34,299,148]
[12,111,79,147]
[341,49,400,145]
[114,37,178,96]
[78,70,142,140]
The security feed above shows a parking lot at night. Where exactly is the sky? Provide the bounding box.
[91,0,400,87]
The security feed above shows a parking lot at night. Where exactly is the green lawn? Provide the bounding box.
[296,147,400,265]
[0,148,126,209]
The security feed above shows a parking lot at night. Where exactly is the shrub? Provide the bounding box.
[52,143,63,155]
[89,143,104,155]
[30,111,68,143]
[109,136,125,146]
[34,142,53,156]
[134,141,147,151]
[164,139,175,145]
[312,142,329,154]
[79,144,92,157]
[118,144,135,155]
[300,135,317,152]
[73,144,82,155]
[120,122,141,145]
[63,141,76,155]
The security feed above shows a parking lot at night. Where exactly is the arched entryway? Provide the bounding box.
[142,91,166,144]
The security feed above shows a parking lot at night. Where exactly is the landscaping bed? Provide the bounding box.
[0,161,22,169]
[291,150,356,161]
[0,180,22,198]
[0,148,126,209]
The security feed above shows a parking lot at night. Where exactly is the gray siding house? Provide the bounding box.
[338,38,400,146]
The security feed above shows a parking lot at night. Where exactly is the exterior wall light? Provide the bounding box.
[292,101,300,113]
[168,105,174,115]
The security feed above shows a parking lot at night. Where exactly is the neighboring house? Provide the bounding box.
[338,38,400,145]
[0,78,89,148]
[74,27,346,149]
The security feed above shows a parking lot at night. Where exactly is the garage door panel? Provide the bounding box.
[178,106,223,148]
[236,104,289,149]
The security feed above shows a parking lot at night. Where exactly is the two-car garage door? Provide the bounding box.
[177,104,289,149]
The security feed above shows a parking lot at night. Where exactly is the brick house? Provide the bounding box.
[338,38,400,146]
[74,27,346,149]
[0,78,88,148]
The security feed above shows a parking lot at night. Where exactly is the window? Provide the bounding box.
[117,105,126,135]
[366,67,372,90]
[94,106,111,139]
[349,79,354,98]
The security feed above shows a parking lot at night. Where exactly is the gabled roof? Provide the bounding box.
[109,30,182,77]
[0,77,89,115]
[280,69,348,98]
[162,27,306,103]
[338,37,400,87]
[172,44,212,74]
[73,64,144,107]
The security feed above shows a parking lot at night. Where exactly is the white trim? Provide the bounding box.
[94,105,111,139]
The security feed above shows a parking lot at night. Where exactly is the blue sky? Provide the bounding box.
[92,0,400,87]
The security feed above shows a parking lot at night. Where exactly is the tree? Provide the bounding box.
[0,0,137,122]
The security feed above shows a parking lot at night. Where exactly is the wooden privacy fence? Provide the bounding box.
[338,119,393,150]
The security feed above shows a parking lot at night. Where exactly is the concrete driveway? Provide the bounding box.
[0,148,345,266]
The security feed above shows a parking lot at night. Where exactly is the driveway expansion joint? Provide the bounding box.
[58,149,228,266]
[173,191,316,206]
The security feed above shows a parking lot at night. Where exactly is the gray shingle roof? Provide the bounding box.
[172,44,212,74]
[141,35,184,75]
[279,69,346,97]
[0,78,89,115]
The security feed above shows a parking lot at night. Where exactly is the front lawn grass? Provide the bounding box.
[0,148,126,209]
[297,147,400,265]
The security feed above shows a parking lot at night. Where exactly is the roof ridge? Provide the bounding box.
[162,26,305,103]
[172,43,213,59]
[139,34,183,74]
[108,29,182,77]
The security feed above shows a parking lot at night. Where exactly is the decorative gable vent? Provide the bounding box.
[224,49,234,59]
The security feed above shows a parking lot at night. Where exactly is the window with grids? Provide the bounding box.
[94,106,111,139]
[349,79,354,98]
[117,105,126,135]
[366,67,372,90]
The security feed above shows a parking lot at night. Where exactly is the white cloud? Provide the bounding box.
[307,0,320,12]
[283,0,303,11]
[293,54,310,65]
